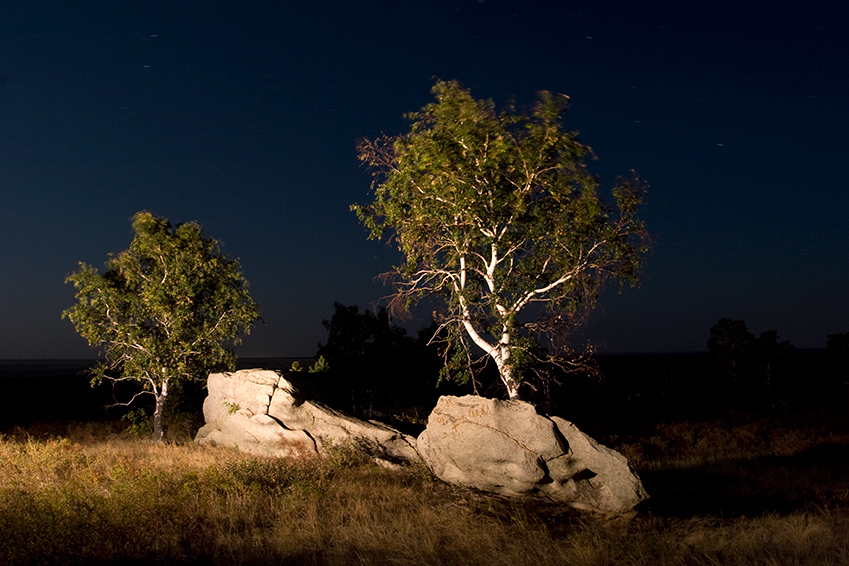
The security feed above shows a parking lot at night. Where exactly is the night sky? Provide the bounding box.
[1,1,847,359]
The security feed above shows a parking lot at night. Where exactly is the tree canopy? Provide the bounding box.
[353,80,648,399]
[312,302,441,417]
[707,318,795,401]
[63,211,259,439]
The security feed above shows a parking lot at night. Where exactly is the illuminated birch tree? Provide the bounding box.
[353,80,648,400]
[63,211,259,439]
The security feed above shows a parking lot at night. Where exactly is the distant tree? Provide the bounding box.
[755,330,794,399]
[317,303,410,365]
[827,332,849,384]
[63,211,259,440]
[827,332,849,354]
[314,303,440,416]
[707,318,756,394]
[707,319,797,401]
[353,80,648,400]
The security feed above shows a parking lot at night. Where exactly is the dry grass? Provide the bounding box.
[1,415,848,566]
[614,413,849,471]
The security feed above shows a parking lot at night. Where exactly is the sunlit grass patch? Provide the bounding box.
[1,415,848,565]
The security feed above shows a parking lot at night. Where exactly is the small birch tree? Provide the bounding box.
[353,80,648,400]
[63,211,259,439]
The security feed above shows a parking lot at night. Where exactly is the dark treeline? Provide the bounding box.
[298,307,849,436]
[2,310,847,435]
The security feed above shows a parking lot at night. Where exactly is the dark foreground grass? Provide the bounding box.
[2,416,849,566]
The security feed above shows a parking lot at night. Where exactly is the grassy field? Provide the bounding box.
[2,410,849,566]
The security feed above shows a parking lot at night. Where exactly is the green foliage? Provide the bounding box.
[353,80,647,399]
[63,211,259,439]
[121,408,154,438]
[308,354,330,374]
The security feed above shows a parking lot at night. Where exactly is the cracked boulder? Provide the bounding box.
[416,395,648,514]
[194,369,420,464]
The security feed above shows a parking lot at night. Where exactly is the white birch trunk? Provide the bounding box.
[492,345,521,400]
[460,313,521,399]
[458,251,522,399]
[152,377,169,441]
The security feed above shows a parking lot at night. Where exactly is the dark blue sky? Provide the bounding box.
[1,1,847,358]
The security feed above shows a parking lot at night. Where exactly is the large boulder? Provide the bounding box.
[195,369,420,464]
[416,395,648,514]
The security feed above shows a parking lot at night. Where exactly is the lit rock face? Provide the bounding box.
[416,395,648,514]
[195,369,420,465]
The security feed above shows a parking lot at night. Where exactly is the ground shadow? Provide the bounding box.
[638,442,849,518]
